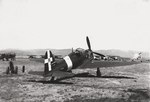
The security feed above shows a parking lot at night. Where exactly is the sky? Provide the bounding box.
[0,0,150,52]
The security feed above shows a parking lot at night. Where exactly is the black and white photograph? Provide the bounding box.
[0,0,150,102]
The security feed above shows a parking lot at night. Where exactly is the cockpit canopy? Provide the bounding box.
[75,48,85,54]
[74,48,86,57]
[75,48,91,58]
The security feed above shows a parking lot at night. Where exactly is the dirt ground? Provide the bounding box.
[0,59,150,102]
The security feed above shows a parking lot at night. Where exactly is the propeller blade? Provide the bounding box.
[93,52,106,57]
[86,36,91,51]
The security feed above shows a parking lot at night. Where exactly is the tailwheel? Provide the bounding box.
[50,76,58,82]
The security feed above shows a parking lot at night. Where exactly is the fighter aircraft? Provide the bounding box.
[29,36,104,81]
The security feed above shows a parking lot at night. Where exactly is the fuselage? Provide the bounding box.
[53,50,88,72]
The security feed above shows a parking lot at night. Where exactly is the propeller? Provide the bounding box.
[93,51,105,57]
[86,36,106,59]
[86,36,93,59]
[86,36,91,51]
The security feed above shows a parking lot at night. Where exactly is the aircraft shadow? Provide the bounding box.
[26,79,73,84]
[26,72,135,84]
[74,72,135,79]
[100,76,135,79]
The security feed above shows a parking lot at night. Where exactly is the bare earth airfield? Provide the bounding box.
[0,58,150,102]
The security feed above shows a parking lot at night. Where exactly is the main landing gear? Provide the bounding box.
[96,67,101,77]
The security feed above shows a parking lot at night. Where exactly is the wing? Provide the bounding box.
[28,71,44,76]
[82,60,142,68]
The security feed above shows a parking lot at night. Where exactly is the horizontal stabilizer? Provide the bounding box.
[44,71,75,79]
[28,71,44,76]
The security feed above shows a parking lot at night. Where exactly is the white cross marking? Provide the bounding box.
[44,57,53,63]
[44,50,53,71]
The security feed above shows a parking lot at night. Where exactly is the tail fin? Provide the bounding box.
[44,50,55,74]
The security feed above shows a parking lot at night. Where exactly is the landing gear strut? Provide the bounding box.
[96,67,101,77]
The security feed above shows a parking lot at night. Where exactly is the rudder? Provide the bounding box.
[44,50,55,74]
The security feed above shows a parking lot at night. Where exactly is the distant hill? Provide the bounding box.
[0,49,72,56]
[0,49,149,59]
[95,49,149,58]
[0,49,30,56]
